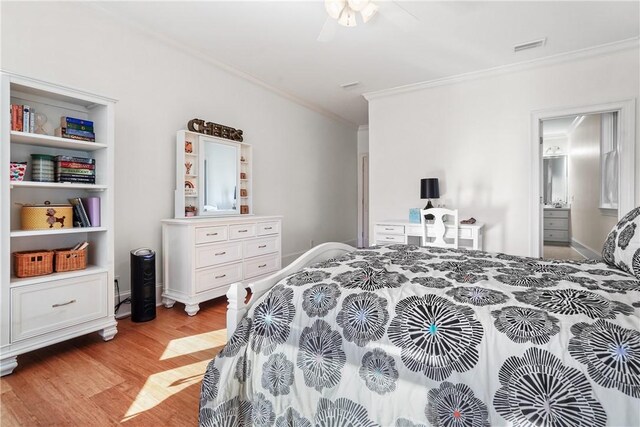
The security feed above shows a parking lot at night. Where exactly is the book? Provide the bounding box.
[30,109,35,133]
[63,127,95,138]
[54,155,95,164]
[56,176,96,183]
[54,127,95,142]
[60,116,94,127]
[70,203,86,227]
[65,122,94,132]
[11,105,20,131]
[68,198,91,227]
[81,197,100,227]
[57,161,95,170]
[57,167,95,175]
[22,105,30,132]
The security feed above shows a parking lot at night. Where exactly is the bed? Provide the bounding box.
[199,242,640,426]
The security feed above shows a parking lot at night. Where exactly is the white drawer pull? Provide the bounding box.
[258,264,267,268]
[264,227,273,230]
[52,299,76,308]
[258,245,267,248]
[238,229,248,233]
[215,251,226,256]
[215,274,226,279]
[385,228,393,230]
[207,232,218,236]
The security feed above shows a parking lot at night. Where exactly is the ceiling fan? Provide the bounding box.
[318,0,420,42]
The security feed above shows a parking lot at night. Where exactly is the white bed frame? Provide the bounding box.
[226,242,355,338]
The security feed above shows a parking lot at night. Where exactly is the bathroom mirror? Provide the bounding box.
[199,138,239,215]
[543,155,568,206]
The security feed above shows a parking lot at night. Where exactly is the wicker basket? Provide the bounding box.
[14,250,54,278]
[54,248,87,273]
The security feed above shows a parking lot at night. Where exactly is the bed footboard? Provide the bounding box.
[226,242,355,338]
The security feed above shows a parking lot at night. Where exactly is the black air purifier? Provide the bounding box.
[130,248,156,322]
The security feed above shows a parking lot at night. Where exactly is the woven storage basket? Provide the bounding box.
[54,248,87,273]
[14,250,54,278]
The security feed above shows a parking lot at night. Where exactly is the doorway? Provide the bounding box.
[358,154,369,248]
[530,100,636,259]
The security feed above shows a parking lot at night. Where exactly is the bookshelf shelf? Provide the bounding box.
[10,181,107,191]
[2,71,117,376]
[10,131,107,151]
[10,227,107,238]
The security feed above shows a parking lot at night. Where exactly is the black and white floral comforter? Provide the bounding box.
[199,245,640,427]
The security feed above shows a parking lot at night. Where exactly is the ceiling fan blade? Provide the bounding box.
[317,16,339,42]
[379,1,421,32]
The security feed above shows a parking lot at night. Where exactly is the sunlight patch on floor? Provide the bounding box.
[121,359,209,422]
[159,329,227,361]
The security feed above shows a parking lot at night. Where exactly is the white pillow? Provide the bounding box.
[602,206,640,278]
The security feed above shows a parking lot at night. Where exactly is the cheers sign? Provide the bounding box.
[187,118,244,142]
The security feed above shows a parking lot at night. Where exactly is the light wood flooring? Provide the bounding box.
[543,244,586,261]
[0,298,228,426]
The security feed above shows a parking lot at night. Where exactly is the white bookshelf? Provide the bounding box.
[0,72,118,376]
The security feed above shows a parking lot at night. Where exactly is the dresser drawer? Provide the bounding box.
[375,225,405,235]
[244,237,279,258]
[11,273,108,342]
[195,242,243,268]
[195,262,243,293]
[544,209,569,219]
[544,218,569,230]
[544,230,569,242]
[257,221,280,236]
[229,223,256,240]
[195,225,228,244]
[376,234,406,244]
[244,254,280,279]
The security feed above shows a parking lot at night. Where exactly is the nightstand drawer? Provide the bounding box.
[244,254,280,279]
[195,225,228,244]
[195,242,242,268]
[376,234,405,244]
[544,230,569,242]
[195,262,243,293]
[229,223,256,240]
[11,273,108,342]
[544,218,568,230]
[544,210,569,219]
[244,237,279,258]
[375,225,404,235]
[257,221,280,236]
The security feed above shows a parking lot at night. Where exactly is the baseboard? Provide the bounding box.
[571,239,601,260]
[282,239,357,266]
[115,283,164,319]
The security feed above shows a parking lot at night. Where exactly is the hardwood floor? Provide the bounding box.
[543,244,586,261]
[0,298,228,426]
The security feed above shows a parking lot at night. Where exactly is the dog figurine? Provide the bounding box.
[46,208,66,228]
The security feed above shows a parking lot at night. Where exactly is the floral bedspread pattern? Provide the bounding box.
[199,245,640,427]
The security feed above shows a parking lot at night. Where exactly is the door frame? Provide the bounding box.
[357,153,369,247]
[530,99,636,257]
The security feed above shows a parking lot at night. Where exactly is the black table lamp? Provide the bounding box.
[421,178,440,220]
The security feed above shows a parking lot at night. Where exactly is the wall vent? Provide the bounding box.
[514,38,546,53]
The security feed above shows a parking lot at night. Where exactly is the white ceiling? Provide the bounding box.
[94,1,639,125]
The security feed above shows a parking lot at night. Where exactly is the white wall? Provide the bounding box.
[1,2,357,292]
[368,47,639,256]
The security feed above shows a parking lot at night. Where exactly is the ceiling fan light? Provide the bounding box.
[338,5,357,27]
[347,0,369,12]
[360,2,378,23]
[325,0,346,20]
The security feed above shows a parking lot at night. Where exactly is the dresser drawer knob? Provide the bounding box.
[206,232,218,236]
[238,229,248,233]
[215,251,226,256]
[215,274,226,279]
[258,264,267,268]
[258,245,267,248]
[264,227,273,230]
[385,228,393,230]
[52,299,76,308]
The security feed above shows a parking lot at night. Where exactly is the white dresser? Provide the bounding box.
[161,215,282,315]
[543,208,571,244]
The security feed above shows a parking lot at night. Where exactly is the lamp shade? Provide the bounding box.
[420,178,440,199]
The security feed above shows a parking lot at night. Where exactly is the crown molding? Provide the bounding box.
[364,37,640,101]
[85,3,358,129]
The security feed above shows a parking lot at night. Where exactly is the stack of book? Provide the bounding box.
[10,104,36,133]
[54,116,96,142]
[54,155,96,184]
[68,198,92,227]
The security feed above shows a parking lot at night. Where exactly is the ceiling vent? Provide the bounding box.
[340,81,361,90]
[514,38,546,53]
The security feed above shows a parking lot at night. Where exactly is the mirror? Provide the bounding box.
[200,138,239,215]
[543,155,568,206]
